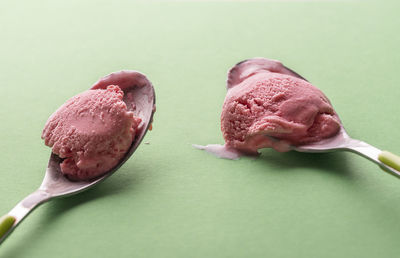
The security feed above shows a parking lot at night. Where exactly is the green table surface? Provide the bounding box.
[1,0,400,257]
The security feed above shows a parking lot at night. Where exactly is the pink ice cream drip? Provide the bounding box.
[42,85,141,180]
[221,58,341,154]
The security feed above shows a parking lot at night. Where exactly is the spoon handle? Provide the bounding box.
[378,151,400,172]
[345,139,400,178]
[0,189,51,245]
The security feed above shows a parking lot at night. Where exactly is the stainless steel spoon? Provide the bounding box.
[199,58,399,174]
[0,70,156,244]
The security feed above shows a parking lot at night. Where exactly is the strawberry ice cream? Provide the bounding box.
[221,58,340,154]
[194,58,341,158]
[42,85,141,180]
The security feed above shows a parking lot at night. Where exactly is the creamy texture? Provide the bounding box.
[192,144,242,160]
[42,85,141,180]
[221,58,341,154]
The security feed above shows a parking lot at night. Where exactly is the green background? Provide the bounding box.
[1,0,400,257]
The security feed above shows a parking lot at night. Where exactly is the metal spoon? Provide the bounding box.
[198,58,399,174]
[0,70,156,244]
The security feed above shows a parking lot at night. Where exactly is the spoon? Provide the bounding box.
[196,58,400,174]
[0,70,156,244]
[266,62,400,177]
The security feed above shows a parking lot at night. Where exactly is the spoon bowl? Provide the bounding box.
[0,70,155,244]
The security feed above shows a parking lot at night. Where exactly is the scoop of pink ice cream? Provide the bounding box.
[42,85,141,180]
[221,58,340,154]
